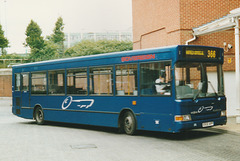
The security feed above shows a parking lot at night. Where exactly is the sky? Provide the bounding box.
[0,0,132,54]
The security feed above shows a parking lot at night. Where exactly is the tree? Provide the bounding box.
[51,17,65,54]
[64,40,133,57]
[52,17,65,43]
[31,41,58,61]
[0,24,9,55]
[25,20,45,50]
[25,20,45,61]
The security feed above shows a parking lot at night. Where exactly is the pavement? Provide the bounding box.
[213,116,240,134]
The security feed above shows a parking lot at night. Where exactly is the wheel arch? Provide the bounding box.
[33,104,43,120]
[118,108,137,129]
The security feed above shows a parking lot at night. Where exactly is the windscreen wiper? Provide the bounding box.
[193,81,204,101]
[193,81,219,101]
[193,89,201,101]
[208,81,219,98]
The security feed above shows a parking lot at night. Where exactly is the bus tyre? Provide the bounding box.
[35,107,45,125]
[123,111,136,135]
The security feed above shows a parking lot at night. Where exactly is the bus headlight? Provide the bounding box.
[221,110,226,117]
[175,115,192,122]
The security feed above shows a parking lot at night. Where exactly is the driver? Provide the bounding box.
[155,70,166,94]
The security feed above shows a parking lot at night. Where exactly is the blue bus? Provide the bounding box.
[12,45,227,134]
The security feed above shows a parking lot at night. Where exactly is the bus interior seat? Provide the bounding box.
[117,90,125,95]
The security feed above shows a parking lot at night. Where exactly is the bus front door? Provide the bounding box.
[13,73,22,115]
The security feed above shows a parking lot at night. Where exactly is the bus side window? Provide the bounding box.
[115,64,138,96]
[67,68,88,95]
[15,73,21,91]
[48,70,65,95]
[31,72,47,95]
[89,67,113,95]
[140,61,171,96]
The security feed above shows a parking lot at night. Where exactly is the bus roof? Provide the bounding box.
[12,45,223,69]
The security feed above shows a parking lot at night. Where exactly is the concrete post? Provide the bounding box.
[235,17,240,123]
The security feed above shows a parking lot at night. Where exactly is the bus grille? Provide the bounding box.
[191,112,221,121]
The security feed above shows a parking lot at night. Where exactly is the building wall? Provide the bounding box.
[132,0,181,49]
[0,69,12,97]
[179,0,237,30]
[132,0,240,70]
[224,71,237,116]
[133,0,240,48]
[179,0,240,71]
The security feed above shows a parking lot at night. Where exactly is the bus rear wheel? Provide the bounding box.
[35,107,45,125]
[123,111,136,135]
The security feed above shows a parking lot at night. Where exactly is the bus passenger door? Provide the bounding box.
[21,73,30,108]
[13,73,22,114]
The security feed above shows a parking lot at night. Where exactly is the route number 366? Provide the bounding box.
[207,50,216,58]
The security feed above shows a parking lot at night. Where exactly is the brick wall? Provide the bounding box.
[179,0,240,71]
[132,0,181,49]
[179,0,236,29]
[0,69,12,97]
[132,0,240,71]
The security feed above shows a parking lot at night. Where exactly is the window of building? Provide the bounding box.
[67,68,88,95]
[31,72,47,94]
[140,61,171,96]
[22,73,29,91]
[116,64,138,96]
[89,67,113,95]
[15,73,21,91]
[48,70,65,95]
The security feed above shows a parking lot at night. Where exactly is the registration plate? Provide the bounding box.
[202,121,214,127]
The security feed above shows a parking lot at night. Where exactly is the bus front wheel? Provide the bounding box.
[35,107,45,125]
[123,111,136,135]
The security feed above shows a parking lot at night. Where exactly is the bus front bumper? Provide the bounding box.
[174,117,227,133]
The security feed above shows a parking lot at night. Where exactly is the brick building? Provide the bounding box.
[132,0,240,116]
[132,0,239,70]
[0,69,12,97]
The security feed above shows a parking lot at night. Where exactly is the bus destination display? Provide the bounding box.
[183,47,220,59]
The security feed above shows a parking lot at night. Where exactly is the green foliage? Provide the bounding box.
[25,18,65,62]
[0,24,9,55]
[65,39,133,57]
[0,54,25,59]
[52,17,65,44]
[25,20,45,50]
[29,40,59,62]
[0,54,30,68]
[51,17,65,55]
